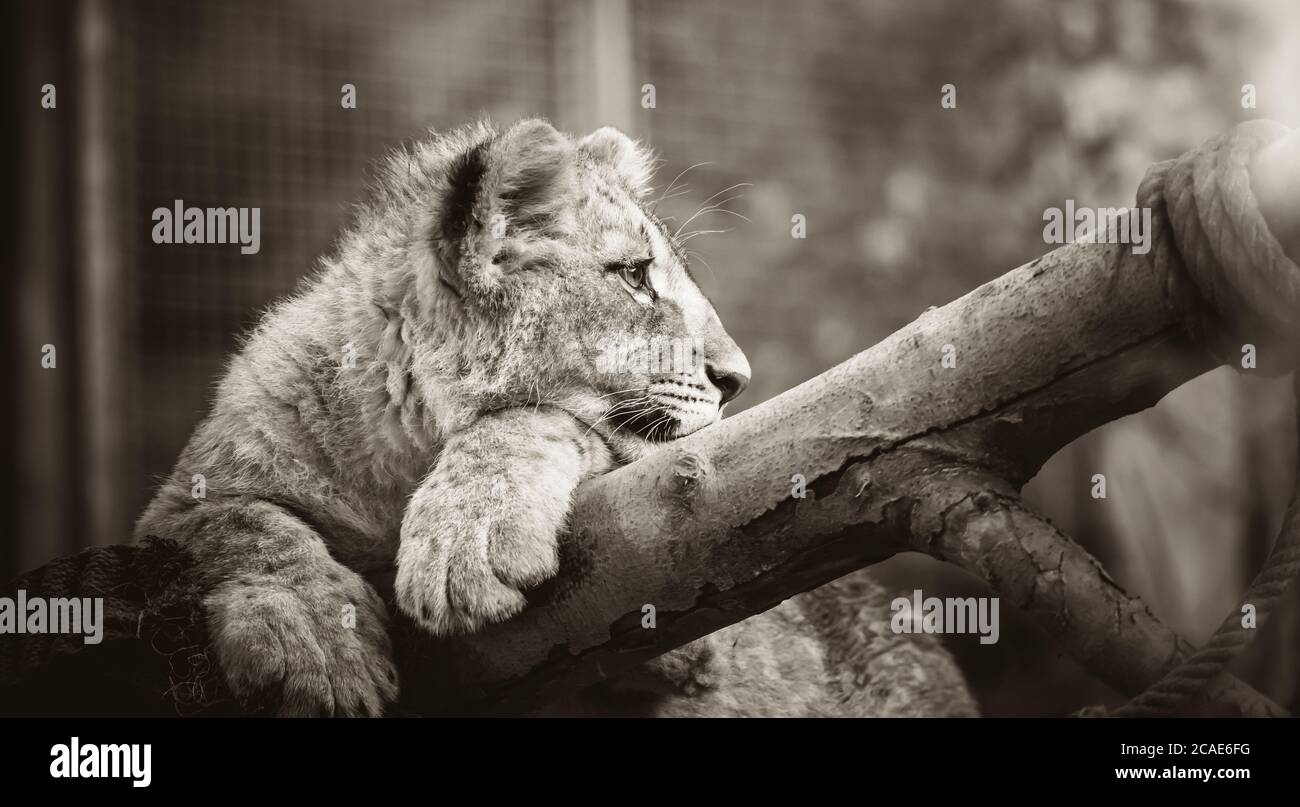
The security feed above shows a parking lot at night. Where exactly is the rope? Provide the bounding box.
[1113,121,1300,716]
[0,543,141,684]
[0,539,225,714]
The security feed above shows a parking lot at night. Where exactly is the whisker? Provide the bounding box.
[678,228,732,243]
[593,388,646,401]
[699,206,751,224]
[656,188,695,204]
[684,250,717,282]
[698,182,752,206]
[654,162,712,208]
[674,196,749,238]
[644,412,678,441]
[580,395,656,440]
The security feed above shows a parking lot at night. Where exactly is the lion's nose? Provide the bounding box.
[699,304,751,406]
[706,352,750,405]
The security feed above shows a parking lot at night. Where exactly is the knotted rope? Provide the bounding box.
[1114,120,1300,716]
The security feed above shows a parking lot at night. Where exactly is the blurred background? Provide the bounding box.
[5,0,1298,714]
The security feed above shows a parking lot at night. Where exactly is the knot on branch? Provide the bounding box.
[1139,120,1299,366]
[662,449,711,501]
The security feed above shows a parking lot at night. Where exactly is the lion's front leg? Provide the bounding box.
[395,407,613,636]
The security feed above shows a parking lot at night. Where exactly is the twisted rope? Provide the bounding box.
[1114,121,1300,716]
[0,539,226,715]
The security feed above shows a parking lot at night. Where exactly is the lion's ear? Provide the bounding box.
[436,119,576,294]
[476,118,576,235]
[578,127,656,198]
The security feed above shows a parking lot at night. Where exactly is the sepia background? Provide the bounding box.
[5,0,1299,714]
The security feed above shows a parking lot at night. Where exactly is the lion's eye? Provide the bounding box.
[607,257,654,295]
[620,263,647,289]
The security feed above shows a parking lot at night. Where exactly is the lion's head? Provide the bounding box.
[375,119,749,452]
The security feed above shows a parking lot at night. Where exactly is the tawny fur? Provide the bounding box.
[134,118,847,716]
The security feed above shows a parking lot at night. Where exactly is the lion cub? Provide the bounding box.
[133,119,806,715]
